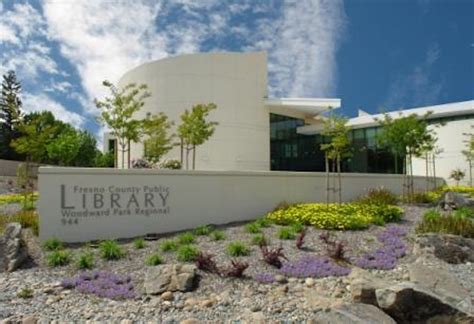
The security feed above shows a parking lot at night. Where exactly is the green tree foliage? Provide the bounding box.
[177,103,218,170]
[47,130,98,166]
[142,112,174,164]
[376,112,435,199]
[0,71,23,160]
[94,151,115,168]
[320,114,351,204]
[95,80,150,169]
[450,168,465,186]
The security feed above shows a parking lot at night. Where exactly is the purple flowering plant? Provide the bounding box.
[254,273,275,284]
[280,256,351,278]
[61,271,136,300]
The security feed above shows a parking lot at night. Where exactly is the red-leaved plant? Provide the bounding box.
[319,231,348,262]
[222,260,249,278]
[260,245,287,268]
[296,229,306,250]
[195,252,219,273]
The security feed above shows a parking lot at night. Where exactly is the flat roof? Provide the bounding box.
[297,100,474,135]
[265,98,341,124]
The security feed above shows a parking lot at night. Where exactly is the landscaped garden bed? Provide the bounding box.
[1,189,473,322]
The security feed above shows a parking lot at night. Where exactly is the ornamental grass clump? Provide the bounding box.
[133,238,146,249]
[226,241,250,257]
[177,245,200,262]
[47,250,72,267]
[280,256,351,278]
[355,187,398,206]
[160,239,178,252]
[146,254,163,266]
[61,271,135,300]
[99,240,124,260]
[251,234,269,246]
[260,245,287,268]
[0,211,39,236]
[354,225,408,270]
[178,232,196,244]
[210,230,226,241]
[76,251,94,270]
[454,207,474,219]
[194,225,213,236]
[43,237,64,251]
[255,218,272,227]
[423,209,441,221]
[278,227,295,240]
[415,215,474,238]
[244,222,261,234]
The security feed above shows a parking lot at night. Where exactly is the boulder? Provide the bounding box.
[375,282,473,323]
[0,223,28,272]
[311,303,396,324]
[413,233,474,264]
[439,191,473,210]
[144,264,197,295]
[408,261,472,314]
[348,268,391,306]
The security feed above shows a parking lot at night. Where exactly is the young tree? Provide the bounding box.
[177,103,218,170]
[320,115,351,204]
[376,112,434,200]
[450,168,465,186]
[462,128,474,186]
[46,130,81,166]
[0,70,23,160]
[95,80,150,169]
[141,112,174,164]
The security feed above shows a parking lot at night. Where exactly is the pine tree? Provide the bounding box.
[0,70,23,160]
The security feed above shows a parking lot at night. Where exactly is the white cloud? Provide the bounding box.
[383,43,444,109]
[22,92,86,128]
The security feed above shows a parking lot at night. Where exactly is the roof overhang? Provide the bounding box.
[265,98,341,125]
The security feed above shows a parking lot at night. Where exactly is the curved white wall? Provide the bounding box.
[118,52,270,171]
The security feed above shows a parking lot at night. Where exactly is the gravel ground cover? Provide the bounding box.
[0,205,472,322]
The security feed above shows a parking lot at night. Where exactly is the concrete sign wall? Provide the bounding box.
[38,168,444,242]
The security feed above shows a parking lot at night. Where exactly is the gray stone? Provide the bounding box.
[311,303,396,324]
[439,191,473,210]
[144,264,197,295]
[413,233,474,264]
[375,282,474,323]
[0,223,28,272]
[348,268,391,306]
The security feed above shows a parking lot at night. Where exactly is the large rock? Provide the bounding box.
[413,233,474,264]
[439,191,473,210]
[0,223,28,272]
[311,303,396,324]
[348,268,391,306]
[408,261,472,314]
[375,282,473,323]
[144,264,197,295]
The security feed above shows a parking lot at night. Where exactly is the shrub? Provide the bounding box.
[0,192,39,205]
[251,234,268,246]
[226,241,250,257]
[178,232,196,244]
[76,251,94,270]
[177,245,200,262]
[146,254,163,266]
[423,209,441,221]
[160,159,182,170]
[210,230,225,241]
[278,227,295,240]
[416,215,474,238]
[160,239,178,252]
[355,187,398,206]
[194,225,213,236]
[17,287,34,298]
[260,245,287,268]
[133,238,146,249]
[131,159,152,169]
[319,232,348,262]
[296,229,306,250]
[21,199,36,211]
[195,252,219,273]
[244,222,261,234]
[47,250,72,267]
[267,203,403,230]
[99,240,124,260]
[61,271,135,300]
[43,237,64,251]
[222,260,249,278]
[0,210,39,236]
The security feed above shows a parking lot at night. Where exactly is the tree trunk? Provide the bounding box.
[192,145,196,170]
[433,156,437,190]
[121,145,125,169]
[325,153,329,205]
[127,139,131,169]
[337,154,342,204]
[469,159,472,187]
[180,138,183,165]
[332,158,336,203]
[185,144,189,170]
[425,153,429,192]
[402,157,407,201]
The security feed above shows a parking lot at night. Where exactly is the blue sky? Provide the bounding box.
[0,0,472,139]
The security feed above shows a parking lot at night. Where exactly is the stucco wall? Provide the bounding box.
[117,52,270,171]
[38,167,444,242]
[412,119,473,185]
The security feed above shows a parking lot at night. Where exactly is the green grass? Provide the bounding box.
[160,239,179,252]
[194,225,213,236]
[177,232,196,245]
[0,210,39,236]
[76,251,94,270]
[454,207,474,219]
[290,222,305,233]
[47,250,72,267]
[210,230,226,241]
[226,241,250,256]
[17,287,34,299]
[133,238,146,249]
[251,234,268,246]
[244,222,261,234]
[98,240,124,260]
[146,254,163,266]
[416,215,474,238]
[177,245,200,262]
[278,227,296,240]
[255,218,272,227]
[42,237,64,251]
